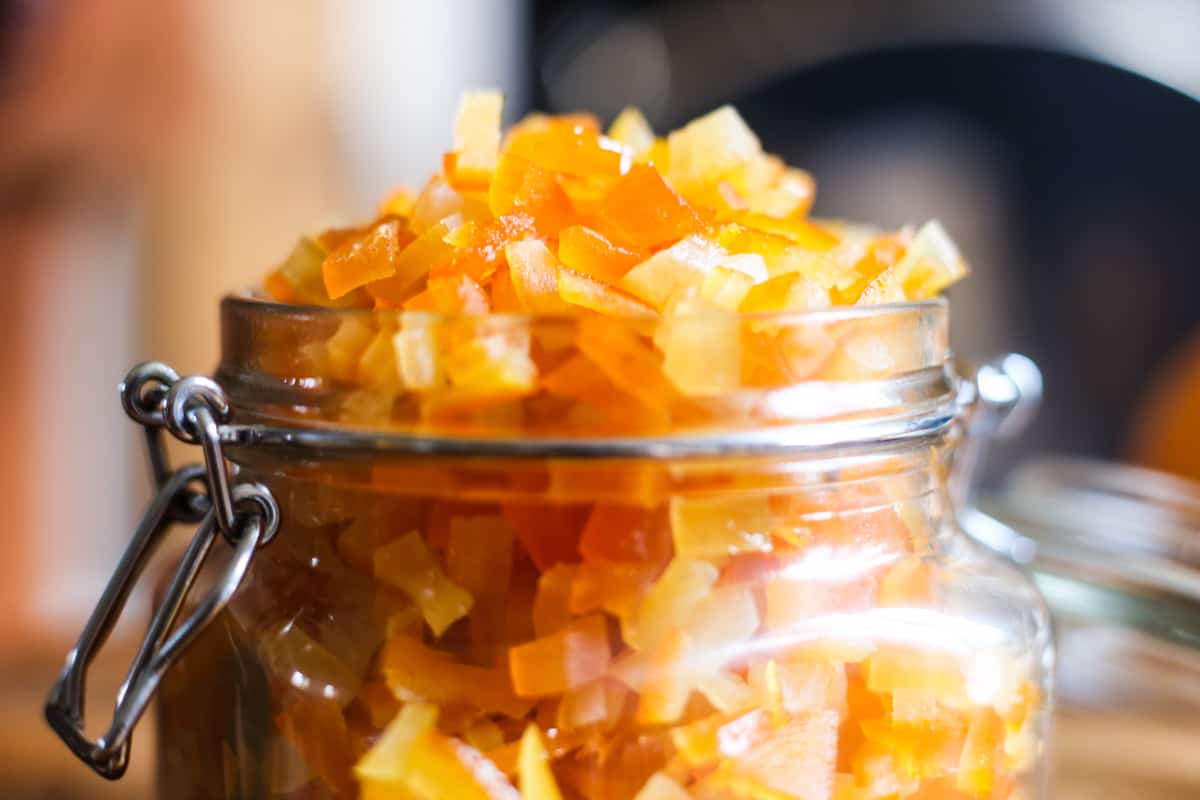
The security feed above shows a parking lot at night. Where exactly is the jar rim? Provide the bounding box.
[225,291,948,324]
[217,292,958,456]
[219,400,959,462]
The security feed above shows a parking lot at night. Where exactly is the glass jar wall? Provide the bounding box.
[970,459,1200,800]
[155,297,1052,800]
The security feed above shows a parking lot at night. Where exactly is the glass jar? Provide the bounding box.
[967,458,1200,800]
[52,296,1053,800]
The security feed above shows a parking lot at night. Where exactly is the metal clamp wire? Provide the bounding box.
[164,375,231,443]
[162,372,264,545]
[106,498,267,774]
[47,362,280,779]
[45,479,275,779]
[119,362,180,428]
[44,465,206,778]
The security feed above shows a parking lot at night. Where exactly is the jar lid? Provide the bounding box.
[966,457,1200,651]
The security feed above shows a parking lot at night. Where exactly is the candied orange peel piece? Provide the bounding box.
[508,613,612,698]
[373,531,473,635]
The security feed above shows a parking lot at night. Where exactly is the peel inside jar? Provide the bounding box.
[247,93,1040,800]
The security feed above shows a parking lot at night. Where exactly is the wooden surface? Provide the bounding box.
[1053,709,1200,799]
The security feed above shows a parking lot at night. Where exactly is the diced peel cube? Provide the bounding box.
[518,724,564,800]
[373,531,473,636]
[609,107,656,156]
[453,90,504,175]
[667,106,762,196]
[619,235,728,309]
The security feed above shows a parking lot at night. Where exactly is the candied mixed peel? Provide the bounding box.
[235,93,1042,800]
[261,91,968,435]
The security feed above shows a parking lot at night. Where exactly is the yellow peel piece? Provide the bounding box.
[517,725,563,800]
[609,107,656,157]
[633,772,692,800]
[454,90,504,174]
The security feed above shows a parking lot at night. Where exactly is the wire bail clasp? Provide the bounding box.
[951,353,1043,509]
[44,362,279,779]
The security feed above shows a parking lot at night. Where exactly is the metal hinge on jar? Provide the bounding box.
[44,362,279,780]
[951,352,1043,509]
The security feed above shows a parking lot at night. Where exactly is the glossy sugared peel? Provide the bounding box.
[250,93,1034,800]
[297,480,1038,800]
[261,93,969,418]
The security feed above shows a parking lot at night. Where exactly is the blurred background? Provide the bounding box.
[1,1,1197,797]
